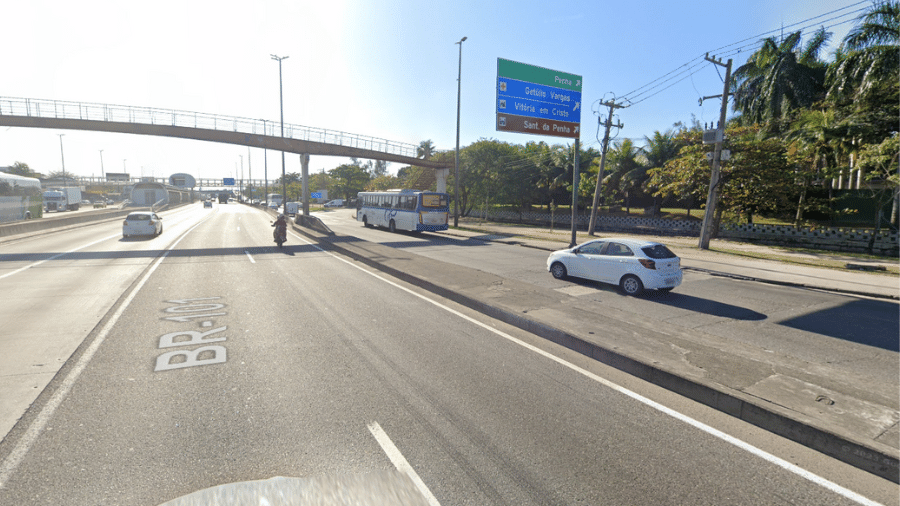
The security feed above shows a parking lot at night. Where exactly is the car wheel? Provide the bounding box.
[620,275,644,295]
[550,262,568,280]
[389,219,396,233]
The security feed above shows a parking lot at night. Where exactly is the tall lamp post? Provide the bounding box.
[271,54,289,213]
[453,36,466,228]
[99,149,105,181]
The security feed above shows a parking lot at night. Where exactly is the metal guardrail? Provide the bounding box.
[0,96,419,159]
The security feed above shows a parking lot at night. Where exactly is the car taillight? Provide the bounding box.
[638,258,656,270]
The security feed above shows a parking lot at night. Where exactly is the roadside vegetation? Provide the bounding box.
[279,3,897,238]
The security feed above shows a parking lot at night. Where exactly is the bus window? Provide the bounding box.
[421,194,447,208]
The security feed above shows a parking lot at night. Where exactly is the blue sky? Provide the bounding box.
[0,0,866,182]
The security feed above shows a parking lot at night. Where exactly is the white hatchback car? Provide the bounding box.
[547,238,682,295]
[122,212,163,238]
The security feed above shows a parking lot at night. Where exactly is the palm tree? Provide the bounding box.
[633,130,681,213]
[786,108,848,225]
[732,28,831,133]
[603,139,643,212]
[417,140,435,160]
[827,1,899,104]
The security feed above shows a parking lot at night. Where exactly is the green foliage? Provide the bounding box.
[650,126,796,221]
[367,174,402,191]
[732,28,830,134]
[8,162,42,179]
[328,164,371,200]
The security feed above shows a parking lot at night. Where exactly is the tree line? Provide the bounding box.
[295,2,898,233]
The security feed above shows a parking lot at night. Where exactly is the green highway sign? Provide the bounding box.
[498,58,582,92]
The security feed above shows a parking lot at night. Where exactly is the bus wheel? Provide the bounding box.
[389,219,396,233]
[362,215,370,228]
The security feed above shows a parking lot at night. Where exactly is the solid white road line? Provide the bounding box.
[244,251,255,263]
[367,421,441,506]
[290,230,885,506]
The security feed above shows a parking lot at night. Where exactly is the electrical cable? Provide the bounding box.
[617,3,870,107]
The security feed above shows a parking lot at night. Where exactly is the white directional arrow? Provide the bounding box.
[573,102,580,111]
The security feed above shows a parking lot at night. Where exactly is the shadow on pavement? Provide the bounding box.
[641,290,768,321]
[561,277,768,321]
[778,298,900,352]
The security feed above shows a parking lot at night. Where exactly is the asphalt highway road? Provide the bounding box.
[318,210,900,402]
[0,203,895,505]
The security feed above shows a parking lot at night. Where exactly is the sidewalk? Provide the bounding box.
[294,215,899,482]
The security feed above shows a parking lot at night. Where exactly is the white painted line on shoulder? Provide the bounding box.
[291,231,884,506]
[0,215,213,489]
[367,421,441,506]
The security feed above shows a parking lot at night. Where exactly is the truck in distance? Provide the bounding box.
[43,187,82,212]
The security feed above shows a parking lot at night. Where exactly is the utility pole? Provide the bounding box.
[247,147,252,203]
[569,139,581,247]
[699,54,733,250]
[588,99,626,235]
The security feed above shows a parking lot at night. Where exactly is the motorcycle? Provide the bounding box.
[272,216,287,248]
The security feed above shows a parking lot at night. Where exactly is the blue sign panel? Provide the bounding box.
[497,78,581,123]
[223,178,235,186]
[310,192,322,199]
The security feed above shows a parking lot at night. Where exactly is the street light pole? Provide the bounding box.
[271,54,289,214]
[454,36,467,228]
[99,150,105,179]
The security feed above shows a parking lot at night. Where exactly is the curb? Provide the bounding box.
[292,223,899,483]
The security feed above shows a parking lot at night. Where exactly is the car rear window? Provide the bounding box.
[641,244,677,259]
[126,214,151,221]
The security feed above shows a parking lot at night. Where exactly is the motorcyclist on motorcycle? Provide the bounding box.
[272,214,287,246]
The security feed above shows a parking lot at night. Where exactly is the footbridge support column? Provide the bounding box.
[435,168,449,194]
[301,154,310,216]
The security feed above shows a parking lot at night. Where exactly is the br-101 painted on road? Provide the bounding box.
[154,297,229,372]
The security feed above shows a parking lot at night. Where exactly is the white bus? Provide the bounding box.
[356,189,450,233]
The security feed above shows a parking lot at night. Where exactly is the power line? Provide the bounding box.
[618,3,869,107]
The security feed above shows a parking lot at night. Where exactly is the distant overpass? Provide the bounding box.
[0,96,451,170]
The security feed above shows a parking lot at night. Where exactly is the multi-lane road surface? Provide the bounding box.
[0,202,896,505]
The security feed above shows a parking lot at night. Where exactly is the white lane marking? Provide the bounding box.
[367,421,441,506]
[0,232,121,280]
[290,231,885,506]
[244,251,255,264]
[0,215,213,489]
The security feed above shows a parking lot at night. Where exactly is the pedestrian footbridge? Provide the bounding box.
[0,96,450,170]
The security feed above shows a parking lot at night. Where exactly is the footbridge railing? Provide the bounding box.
[0,96,419,159]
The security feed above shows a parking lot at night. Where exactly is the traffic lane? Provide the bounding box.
[0,209,883,506]
[0,205,214,440]
[317,212,899,399]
